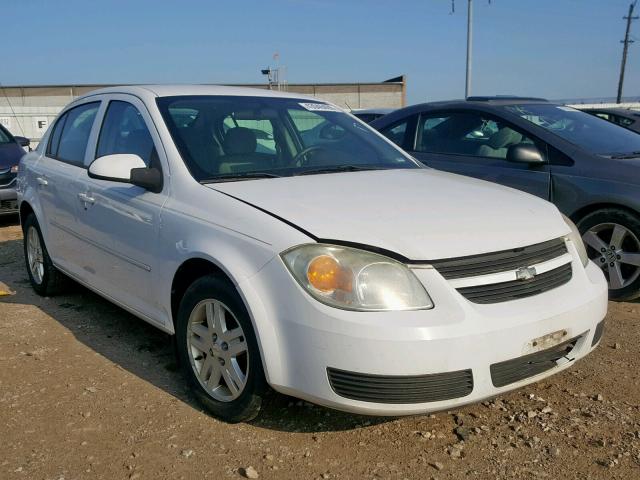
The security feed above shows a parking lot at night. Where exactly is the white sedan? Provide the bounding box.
[17,85,608,422]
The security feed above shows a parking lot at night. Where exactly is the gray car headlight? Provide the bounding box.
[281,244,433,311]
[562,214,589,267]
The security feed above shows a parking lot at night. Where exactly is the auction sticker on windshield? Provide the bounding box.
[299,102,343,112]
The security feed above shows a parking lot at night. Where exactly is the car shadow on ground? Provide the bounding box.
[0,234,390,433]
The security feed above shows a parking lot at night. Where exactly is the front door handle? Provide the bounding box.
[36,176,48,186]
[78,192,96,205]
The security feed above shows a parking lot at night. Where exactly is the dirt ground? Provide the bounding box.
[0,216,639,480]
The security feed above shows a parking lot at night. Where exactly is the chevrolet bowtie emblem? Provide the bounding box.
[516,266,537,281]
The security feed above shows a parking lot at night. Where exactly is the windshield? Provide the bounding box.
[156,96,419,182]
[504,104,640,156]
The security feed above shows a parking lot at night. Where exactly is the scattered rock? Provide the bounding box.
[548,446,561,458]
[240,466,259,479]
[595,394,604,402]
[454,426,471,442]
[430,461,444,471]
[613,343,621,349]
[180,449,194,458]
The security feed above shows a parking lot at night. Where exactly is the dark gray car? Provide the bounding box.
[581,107,640,134]
[371,97,640,301]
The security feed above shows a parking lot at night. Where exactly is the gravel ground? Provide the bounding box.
[1,216,639,480]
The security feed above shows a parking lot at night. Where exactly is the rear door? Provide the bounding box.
[32,101,101,275]
[74,95,168,324]
[405,110,551,200]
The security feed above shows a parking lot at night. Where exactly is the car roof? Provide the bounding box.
[352,108,395,115]
[74,84,321,102]
[370,97,553,128]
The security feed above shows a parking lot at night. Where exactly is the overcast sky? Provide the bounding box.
[3,0,639,104]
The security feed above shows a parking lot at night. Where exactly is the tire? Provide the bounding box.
[577,208,640,302]
[22,213,68,296]
[175,275,267,422]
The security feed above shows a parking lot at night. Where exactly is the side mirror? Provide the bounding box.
[88,154,146,182]
[88,154,163,193]
[14,136,30,147]
[507,143,544,164]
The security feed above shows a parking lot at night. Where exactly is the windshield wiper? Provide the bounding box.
[201,172,281,183]
[293,165,388,176]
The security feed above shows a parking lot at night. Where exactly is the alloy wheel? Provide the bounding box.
[27,226,44,285]
[583,222,640,289]
[187,299,249,402]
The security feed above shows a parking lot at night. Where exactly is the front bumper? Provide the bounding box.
[242,250,608,416]
[0,186,18,215]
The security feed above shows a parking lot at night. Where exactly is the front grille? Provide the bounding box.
[490,335,581,388]
[591,320,605,347]
[430,238,568,280]
[0,199,18,212]
[327,367,473,404]
[457,263,572,304]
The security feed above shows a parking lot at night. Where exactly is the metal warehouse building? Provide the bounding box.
[0,76,406,146]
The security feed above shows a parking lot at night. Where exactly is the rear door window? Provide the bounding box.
[52,102,100,166]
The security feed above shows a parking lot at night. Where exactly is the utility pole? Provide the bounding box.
[465,0,473,98]
[617,1,638,104]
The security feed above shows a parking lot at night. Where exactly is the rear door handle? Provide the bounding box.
[36,176,48,186]
[78,192,96,205]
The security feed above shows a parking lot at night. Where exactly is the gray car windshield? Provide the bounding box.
[504,104,640,157]
[157,96,419,182]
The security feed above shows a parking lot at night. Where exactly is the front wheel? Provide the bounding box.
[175,275,267,422]
[578,208,640,302]
[22,213,68,296]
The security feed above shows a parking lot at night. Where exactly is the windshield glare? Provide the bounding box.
[504,104,640,156]
[157,96,419,181]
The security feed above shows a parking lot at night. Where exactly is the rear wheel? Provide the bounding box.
[578,208,640,301]
[22,213,68,296]
[175,275,267,422]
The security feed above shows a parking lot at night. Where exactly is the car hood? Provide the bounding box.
[0,142,25,169]
[208,169,569,260]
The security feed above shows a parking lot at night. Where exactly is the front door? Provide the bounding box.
[74,96,168,324]
[409,111,551,200]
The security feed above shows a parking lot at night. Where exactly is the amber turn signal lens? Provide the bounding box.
[307,255,351,292]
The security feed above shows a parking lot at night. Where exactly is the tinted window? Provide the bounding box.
[55,102,100,166]
[157,96,418,182]
[0,125,13,144]
[504,104,640,156]
[47,114,67,156]
[380,120,409,147]
[416,112,536,160]
[97,101,155,166]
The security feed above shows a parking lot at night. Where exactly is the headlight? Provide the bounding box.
[10,165,18,173]
[562,214,589,267]
[281,244,433,311]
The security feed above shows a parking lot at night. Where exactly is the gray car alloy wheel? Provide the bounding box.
[26,226,44,285]
[187,299,249,402]
[583,222,640,289]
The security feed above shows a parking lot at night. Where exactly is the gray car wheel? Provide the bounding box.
[578,208,640,301]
